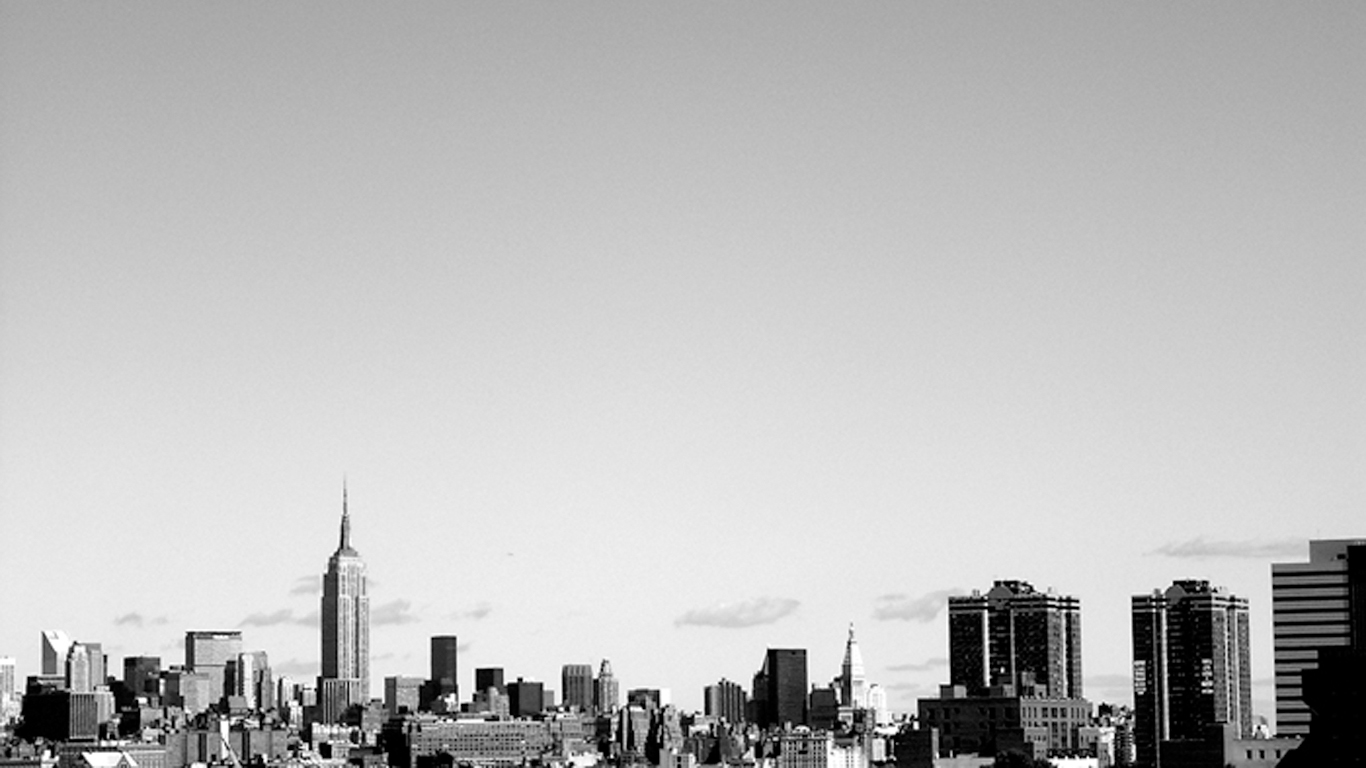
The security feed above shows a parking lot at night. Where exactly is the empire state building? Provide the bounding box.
[319,486,369,721]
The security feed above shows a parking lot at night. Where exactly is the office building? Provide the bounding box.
[121,657,161,698]
[163,668,212,715]
[1271,538,1366,736]
[704,678,747,723]
[1131,580,1252,767]
[233,651,273,711]
[507,678,544,718]
[475,667,505,695]
[65,642,104,693]
[319,485,370,720]
[949,580,1083,698]
[753,648,807,729]
[594,660,619,714]
[185,630,242,703]
[429,636,459,699]
[561,664,593,712]
[840,624,867,708]
[0,657,16,719]
[42,631,73,677]
[385,676,424,716]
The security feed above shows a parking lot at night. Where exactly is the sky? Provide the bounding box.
[1,2,1363,728]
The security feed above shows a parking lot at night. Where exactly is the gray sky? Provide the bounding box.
[2,2,1362,723]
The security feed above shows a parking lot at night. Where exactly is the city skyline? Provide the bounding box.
[2,1,1362,726]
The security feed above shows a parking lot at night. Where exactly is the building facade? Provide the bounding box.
[704,678,747,723]
[185,631,242,704]
[594,660,619,715]
[839,625,867,708]
[561,664,593,712]
[1132,580,1252,767]
[320,485,370,720]
[949,580,1083,699]
[754,648,808,729]
[1270,538,1366,736]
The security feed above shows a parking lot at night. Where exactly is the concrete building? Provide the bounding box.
[1132,580,1251,767]
[561,664,593,712]
[1270,537,1366,736]
[163,669,212,715]
[319,484,370,720]
[185,631,242,704]
[919,683,1091,758]
[385,676,423,716]
[950,580,1083,699]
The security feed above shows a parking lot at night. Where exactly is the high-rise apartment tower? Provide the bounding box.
[1131,580,1252,768]
[949,580,1083,698]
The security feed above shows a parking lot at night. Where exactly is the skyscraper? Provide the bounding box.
[430,636,459,700]
[561,664,593,712]
[704,678,748,723]
[839,624,867,708]
[41,631,72,676]
[0,657,17,719]
[753,648,807,729]
[319,484,369,721]
[185,630,242,704]
[949,580,1083,698]
[1131,580,1252,768]
[594,660,618,715]
[1271,538,1366,736]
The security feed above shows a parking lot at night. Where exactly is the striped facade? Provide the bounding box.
[1270,539,1366,736]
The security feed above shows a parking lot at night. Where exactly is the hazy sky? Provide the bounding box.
[2,3,1362,725]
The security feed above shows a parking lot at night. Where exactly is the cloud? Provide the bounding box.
[1148,537,1303,560]
[372,599,420,626]
[872,589,958,622]
[449,603,493,621]
[886,656,948,673]
[272,659,317,677]
[239,609,317,628]
[289,576,319,596]
[675,597,800,628]
[114,612,168,628]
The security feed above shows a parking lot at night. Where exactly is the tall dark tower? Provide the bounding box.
[319,483,369,722]
[430,636,459,699]
[949,580,1082,698]
[754,648,807,729]
[1132,580,1251,768]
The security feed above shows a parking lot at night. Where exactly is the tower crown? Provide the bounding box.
[336,481,358,556]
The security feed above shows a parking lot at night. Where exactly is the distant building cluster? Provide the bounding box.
[2,495,1363,768]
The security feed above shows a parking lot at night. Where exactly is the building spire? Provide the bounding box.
[339,477,351,551]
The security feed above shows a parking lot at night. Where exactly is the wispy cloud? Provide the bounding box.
[675,597,800,628]
[872,589,958,622]
[1148,537,1302,560]
[451,603,493,621]
[114,612,168,628]
[372,599,420,626]
[272,658,317,677]
[289,576,319,596]
[886,656,948,673]
[239,608,317,628]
